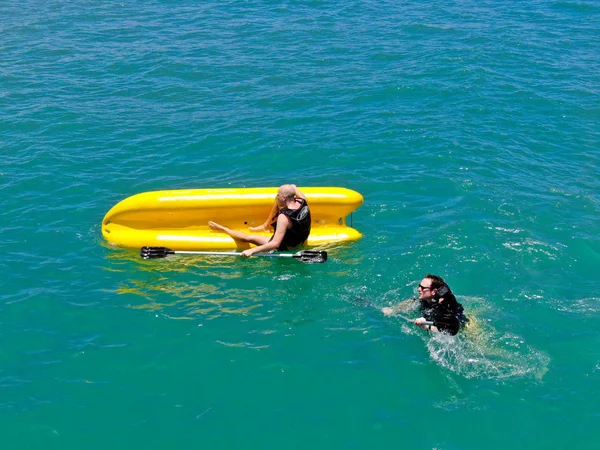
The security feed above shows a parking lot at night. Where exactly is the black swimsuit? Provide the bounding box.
[271,198,311,251]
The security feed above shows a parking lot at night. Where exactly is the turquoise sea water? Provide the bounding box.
[2,0,599,448]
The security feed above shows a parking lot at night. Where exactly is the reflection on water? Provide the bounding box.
[101,245,141,272]
[114,267,273,321]
[103,247,321,349]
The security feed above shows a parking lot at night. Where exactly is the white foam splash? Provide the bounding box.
[426,321,549,380]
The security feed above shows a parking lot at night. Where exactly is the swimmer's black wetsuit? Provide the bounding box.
[420,296,469,336]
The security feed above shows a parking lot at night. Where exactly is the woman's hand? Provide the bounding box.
[241,249,255,258]
[249,224,269,232]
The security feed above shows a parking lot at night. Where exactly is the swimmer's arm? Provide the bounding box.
[381,298,418,316]
[414,317,439,332]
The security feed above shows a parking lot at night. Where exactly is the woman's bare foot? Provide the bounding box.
[208,221,227,232]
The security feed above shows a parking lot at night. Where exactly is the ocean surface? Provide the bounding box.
[2,0,599,448]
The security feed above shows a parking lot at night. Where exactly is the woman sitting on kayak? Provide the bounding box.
[208,184,311,258]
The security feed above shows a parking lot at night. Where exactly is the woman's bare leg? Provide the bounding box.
[208,221,270,246]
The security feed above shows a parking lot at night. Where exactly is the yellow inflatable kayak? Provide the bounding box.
[102,187,363,250]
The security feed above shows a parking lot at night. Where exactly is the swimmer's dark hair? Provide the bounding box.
[423,274,446,290]
[423,274,455,301]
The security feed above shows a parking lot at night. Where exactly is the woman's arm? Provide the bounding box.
[249,198,279,231]
[291,184,307,201]
[242,214,290,257]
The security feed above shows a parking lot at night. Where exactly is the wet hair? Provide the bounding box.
[278,184,296,199]
[423,274,446,290]
[423,274,457,303]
